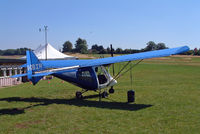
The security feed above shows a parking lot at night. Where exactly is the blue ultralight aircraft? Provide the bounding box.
[11,46,189,99]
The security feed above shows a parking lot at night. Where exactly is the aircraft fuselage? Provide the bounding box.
[53,66,117,91]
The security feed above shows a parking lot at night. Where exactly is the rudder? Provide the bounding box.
[26,50,45,85]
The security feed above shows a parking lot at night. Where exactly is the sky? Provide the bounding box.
[0,0,200,50]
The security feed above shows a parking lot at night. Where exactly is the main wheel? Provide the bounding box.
[76,91,83,99]
[102,91,108,98]
[109,88,115,94]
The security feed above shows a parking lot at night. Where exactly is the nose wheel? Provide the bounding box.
[109,87,115,94]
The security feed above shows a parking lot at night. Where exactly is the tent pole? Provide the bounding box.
[44,26,48,60]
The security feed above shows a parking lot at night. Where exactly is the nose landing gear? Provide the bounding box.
[109,87,115,94]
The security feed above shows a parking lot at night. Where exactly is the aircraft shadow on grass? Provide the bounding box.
[0,95,152,116]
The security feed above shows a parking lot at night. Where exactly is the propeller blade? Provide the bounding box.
[110,44,115,76]
[110,44,115,90]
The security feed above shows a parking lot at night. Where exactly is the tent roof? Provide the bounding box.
[22,44,76,60]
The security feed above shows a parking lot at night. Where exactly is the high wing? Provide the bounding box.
[12,45,189,85]
[40,46,189,69]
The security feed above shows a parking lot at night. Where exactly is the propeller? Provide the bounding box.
[109,44,115,93]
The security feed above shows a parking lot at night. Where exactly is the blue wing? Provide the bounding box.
[12,46,189,85]
[41,46,189,68]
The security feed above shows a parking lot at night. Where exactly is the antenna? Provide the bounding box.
[39,25,48,60]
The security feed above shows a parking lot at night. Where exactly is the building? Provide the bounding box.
[0,59,25,87]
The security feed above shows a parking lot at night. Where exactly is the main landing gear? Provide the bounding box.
[75,89,88,99]
[76,91,83,99]
[101,87,115,98]
[75,88,115,100]
[101,87,115,99]
[101,91,109,98]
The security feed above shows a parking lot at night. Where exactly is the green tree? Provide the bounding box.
[16,48,21,55]
[157,43,167,50]
[3,49,16,55]
[198,48,200,55]
[91,44,105,54]
[116,48,123,54]
[91,44,98,50]
[75,38,88,54]
[194,48,198,55]
[91,44,99,53]
[145,41,157,51]
[0,50,4,55]
[123,49,132,54]
[19,48,30,55]
[98,45,104,54]
[62,41,73,52]
[106,47,111,54]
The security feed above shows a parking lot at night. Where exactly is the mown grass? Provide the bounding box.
[0,57,200,134]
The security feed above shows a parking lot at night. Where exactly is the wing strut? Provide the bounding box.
[113,61,131,79]
[114,59,143,80]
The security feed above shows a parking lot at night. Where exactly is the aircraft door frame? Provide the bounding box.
[94,66,113,89]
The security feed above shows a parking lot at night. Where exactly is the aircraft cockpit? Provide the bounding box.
[94,66,117,89]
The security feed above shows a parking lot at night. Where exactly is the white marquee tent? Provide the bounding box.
[22,43,77,60]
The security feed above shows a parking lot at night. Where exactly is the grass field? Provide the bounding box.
[0,56,200,134]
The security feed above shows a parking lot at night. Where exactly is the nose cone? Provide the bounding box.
[108,79,117,87]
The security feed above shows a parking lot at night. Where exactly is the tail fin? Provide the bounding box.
[11,50,79,85]
[26,50,45,85]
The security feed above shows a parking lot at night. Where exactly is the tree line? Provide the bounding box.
[0,38,197,55]
[62,38,199,55]
[0,48,31,55]
[62,38,169,54]
[193,48,200,55]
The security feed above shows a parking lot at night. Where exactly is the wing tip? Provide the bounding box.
[177,45,190,54]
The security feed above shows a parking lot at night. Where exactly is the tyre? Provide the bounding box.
[76,91,83,99]
[109,88,115,94]
[102,91,108,98]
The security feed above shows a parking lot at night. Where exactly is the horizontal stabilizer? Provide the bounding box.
[32,72,54,77]
[10,65,79,79]
[10,73,28,78]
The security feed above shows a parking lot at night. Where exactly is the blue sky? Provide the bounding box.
[0,0,200,50]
